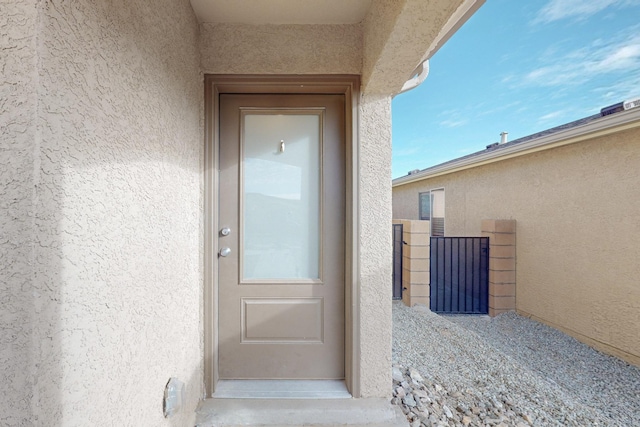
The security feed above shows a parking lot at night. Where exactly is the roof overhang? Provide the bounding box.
[393,108,640,187]
[192,0,486,96]
[362,0,485,95]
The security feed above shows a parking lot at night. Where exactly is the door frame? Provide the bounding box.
[204,75,361,397]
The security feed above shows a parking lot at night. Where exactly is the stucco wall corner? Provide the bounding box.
[358,93,393,397]
[0,1,38,425]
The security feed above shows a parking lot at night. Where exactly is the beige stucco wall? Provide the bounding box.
[358,94,393,397]
[200,23,362,75]
[1,1,38,425]
[2,0,204,425]
[2,1,478,419]
[392,126,640,364]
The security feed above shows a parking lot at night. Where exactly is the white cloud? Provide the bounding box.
[534,0,640,23]
[439,119,467,128]
[476,100,522,117]
[538,110,565,121]
[519,33,640,87]
[437,109,468,128]
[591,72,640,100]
[438,108,461,117]
[393,146,421,157]
[593,44,640,72]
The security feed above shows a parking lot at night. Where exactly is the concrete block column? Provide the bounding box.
[393,220,430,307]
[481,220,516,317]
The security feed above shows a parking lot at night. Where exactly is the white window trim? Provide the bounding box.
[418,188,445,236]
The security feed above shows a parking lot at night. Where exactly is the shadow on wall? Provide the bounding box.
[1,2,52,426]
[21,0,204,425]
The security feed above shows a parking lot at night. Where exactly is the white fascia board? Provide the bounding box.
[393,107,640,187]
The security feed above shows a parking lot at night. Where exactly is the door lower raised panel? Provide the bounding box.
[218,94,345,379]
[241,298,324,343]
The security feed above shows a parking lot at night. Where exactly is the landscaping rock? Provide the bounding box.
[391,301,640,426]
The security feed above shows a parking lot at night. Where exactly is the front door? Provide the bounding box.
[217,94,345,380]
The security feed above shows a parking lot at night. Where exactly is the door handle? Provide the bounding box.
[219,247,231,257]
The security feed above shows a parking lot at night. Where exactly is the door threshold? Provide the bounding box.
[212,380,351,399]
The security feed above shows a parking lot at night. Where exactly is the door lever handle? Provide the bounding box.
[219,247,231,257]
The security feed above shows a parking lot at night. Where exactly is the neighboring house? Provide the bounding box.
[1,0,486,426]
[392,102,640,367]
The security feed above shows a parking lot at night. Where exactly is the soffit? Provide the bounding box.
[190,0,373,24]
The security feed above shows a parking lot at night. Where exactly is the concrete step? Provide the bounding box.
[195,398,408,427]
[211,380,352,399]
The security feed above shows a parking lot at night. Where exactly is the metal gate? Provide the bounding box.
[392,224,403,299]
[430,237,489,314]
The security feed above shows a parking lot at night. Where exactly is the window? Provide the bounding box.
[418,189,445,236]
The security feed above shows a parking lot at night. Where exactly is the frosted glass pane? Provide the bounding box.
[243,113,320,280]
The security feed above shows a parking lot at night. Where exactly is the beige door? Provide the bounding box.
[218,94,345,379]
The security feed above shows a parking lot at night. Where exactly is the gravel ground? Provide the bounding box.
[392,301,640,426]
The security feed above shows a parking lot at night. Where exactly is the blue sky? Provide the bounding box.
[391,0,640,178]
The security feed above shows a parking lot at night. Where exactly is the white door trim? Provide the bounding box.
[203,75,361,397]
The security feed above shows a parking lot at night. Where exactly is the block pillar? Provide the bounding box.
[394,220,430,307]
[481,219,517,317]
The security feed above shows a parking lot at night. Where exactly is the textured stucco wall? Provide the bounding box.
[0,1,38,425]
[392,126,640,364]
[200,23,362,75]
[358,94,393,397]
[393,185,420,220]
[2,0,203,425]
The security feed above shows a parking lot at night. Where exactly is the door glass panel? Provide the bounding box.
[242,112,321,280]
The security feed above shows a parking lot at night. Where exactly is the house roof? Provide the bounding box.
[437,113,602,167]
[393,103,640,187]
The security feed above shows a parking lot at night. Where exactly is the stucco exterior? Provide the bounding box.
[1,2,38,425]
[357,94,393,397]
[200,23,362,75]
[2,0,203,425]
[2,0,483,424]
[392,121,640,365]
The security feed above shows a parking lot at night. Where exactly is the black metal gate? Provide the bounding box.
[392,224,403,299]
[430,237,489,314]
